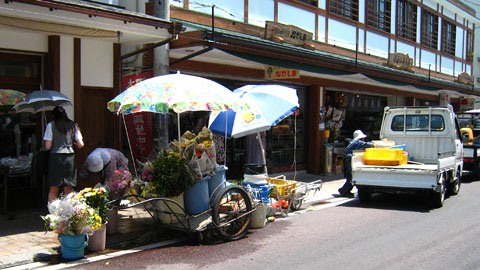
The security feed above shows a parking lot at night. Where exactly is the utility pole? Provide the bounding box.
[154,0,170,151]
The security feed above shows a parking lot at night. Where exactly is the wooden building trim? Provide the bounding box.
[47,35,60,90]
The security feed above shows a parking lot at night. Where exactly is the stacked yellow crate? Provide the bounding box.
[364,148,407,166]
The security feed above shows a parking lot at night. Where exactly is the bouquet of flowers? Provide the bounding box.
[42,193,102,235]
[107,170,133,200]
[75,187,110,225]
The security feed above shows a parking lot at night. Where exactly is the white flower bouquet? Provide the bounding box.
[42,192,102,235]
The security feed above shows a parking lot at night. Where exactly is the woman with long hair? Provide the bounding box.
[43,106,84,202]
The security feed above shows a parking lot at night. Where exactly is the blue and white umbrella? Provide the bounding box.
[208,84,299,139]
[209,85,299,169]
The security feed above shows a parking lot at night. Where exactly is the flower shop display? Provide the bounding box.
[75,187,110,252]
[105,170,133,234]
[42,193,102,259]
[108,170,133,200]
[139,150,194,223]
[168,127,217,180]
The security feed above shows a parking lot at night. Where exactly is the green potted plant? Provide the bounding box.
[141,150,195,224]
[150,150,195,197]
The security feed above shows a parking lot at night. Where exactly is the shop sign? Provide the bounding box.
[385,53,414,72]
[460,97,475,111]
[456,72,474,85]
[264,21,313,46]
[265,65,300,80]
[121,71,153,162]
[439,92,450,106]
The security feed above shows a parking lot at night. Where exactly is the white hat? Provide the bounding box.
[86,149,111,172]
[353,130,367,141]
[87,152,103,172]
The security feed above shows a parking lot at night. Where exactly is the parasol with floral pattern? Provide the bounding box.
[107,72,242,115]
[0,89,25,106]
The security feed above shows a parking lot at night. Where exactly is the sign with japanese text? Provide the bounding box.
[460,97,475,112]
[264,21,313,46]
[457,72,474,85]
[385,53,414,72]
[265,65,300,80]
[121,71,153,162]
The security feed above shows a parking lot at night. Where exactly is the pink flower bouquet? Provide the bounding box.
[108,169,133,200]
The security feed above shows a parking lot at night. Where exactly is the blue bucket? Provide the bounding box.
[242,182,271,203]
[184,176,210,215]
[208,165,227,202]
[58,234,88,260]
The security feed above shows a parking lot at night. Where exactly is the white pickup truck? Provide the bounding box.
[352,105,463,208]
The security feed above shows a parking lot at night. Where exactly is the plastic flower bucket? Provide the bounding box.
[184,176,210,215]
[208,165,227,202]
[58,234,88,260]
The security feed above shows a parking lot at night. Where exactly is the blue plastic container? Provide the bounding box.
[242,182,271,203]
[184,176,210,215]
[58,234,88,260]
[389,144,406,151]
[208,165,227,202]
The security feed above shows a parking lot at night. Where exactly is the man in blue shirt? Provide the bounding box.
[338,130,374,197]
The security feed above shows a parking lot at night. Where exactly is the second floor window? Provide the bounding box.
[329,0,359,21]
[441,20,455,56]
[421,10,438,50]
[466,30,474,62]
[367,0,391,33]
[397,0,417,42]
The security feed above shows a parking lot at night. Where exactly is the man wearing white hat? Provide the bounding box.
[80,148,129,186]
[338,130,374,197]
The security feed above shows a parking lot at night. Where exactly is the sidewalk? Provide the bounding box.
[0,172,346,269]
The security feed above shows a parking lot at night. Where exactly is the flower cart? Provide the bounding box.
[106,73,256,242]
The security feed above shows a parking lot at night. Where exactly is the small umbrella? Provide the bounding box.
[12,90,72,113]
[0,89,26,106]
[208,85,299,168]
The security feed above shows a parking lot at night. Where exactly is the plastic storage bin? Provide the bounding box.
[265,177,297,197]
[363,148,404,166]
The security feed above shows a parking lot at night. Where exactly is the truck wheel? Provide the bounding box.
[447,170,461,196]
[430,178,446,208]
[358,188,371,203]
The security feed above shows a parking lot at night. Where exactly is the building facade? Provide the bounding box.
[0,0,180,189]
[140,0,479,177]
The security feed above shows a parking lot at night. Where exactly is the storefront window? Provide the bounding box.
[266,87,305,170]
[0,110,37,158]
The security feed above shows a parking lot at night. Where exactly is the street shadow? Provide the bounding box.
[339,192,432,213]
[0,207,47,236]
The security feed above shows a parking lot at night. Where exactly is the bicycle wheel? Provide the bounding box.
[211,185,252,241]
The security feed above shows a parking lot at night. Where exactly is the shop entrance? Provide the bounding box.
[323,90,387,175]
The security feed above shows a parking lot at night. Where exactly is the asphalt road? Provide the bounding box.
[67,179,480,270]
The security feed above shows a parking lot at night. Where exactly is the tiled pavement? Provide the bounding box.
[0,172,346,269]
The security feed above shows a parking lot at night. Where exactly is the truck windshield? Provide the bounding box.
[391,115,445,131]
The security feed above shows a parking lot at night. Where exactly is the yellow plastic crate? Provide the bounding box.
[364,148,404,166]
[401,153,408,165]
[266,177,297,197]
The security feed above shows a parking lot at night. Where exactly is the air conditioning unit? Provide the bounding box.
[478,57,480,62]
[477,77,480,83]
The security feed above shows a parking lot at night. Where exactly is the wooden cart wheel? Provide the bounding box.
[212,185,252,241]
